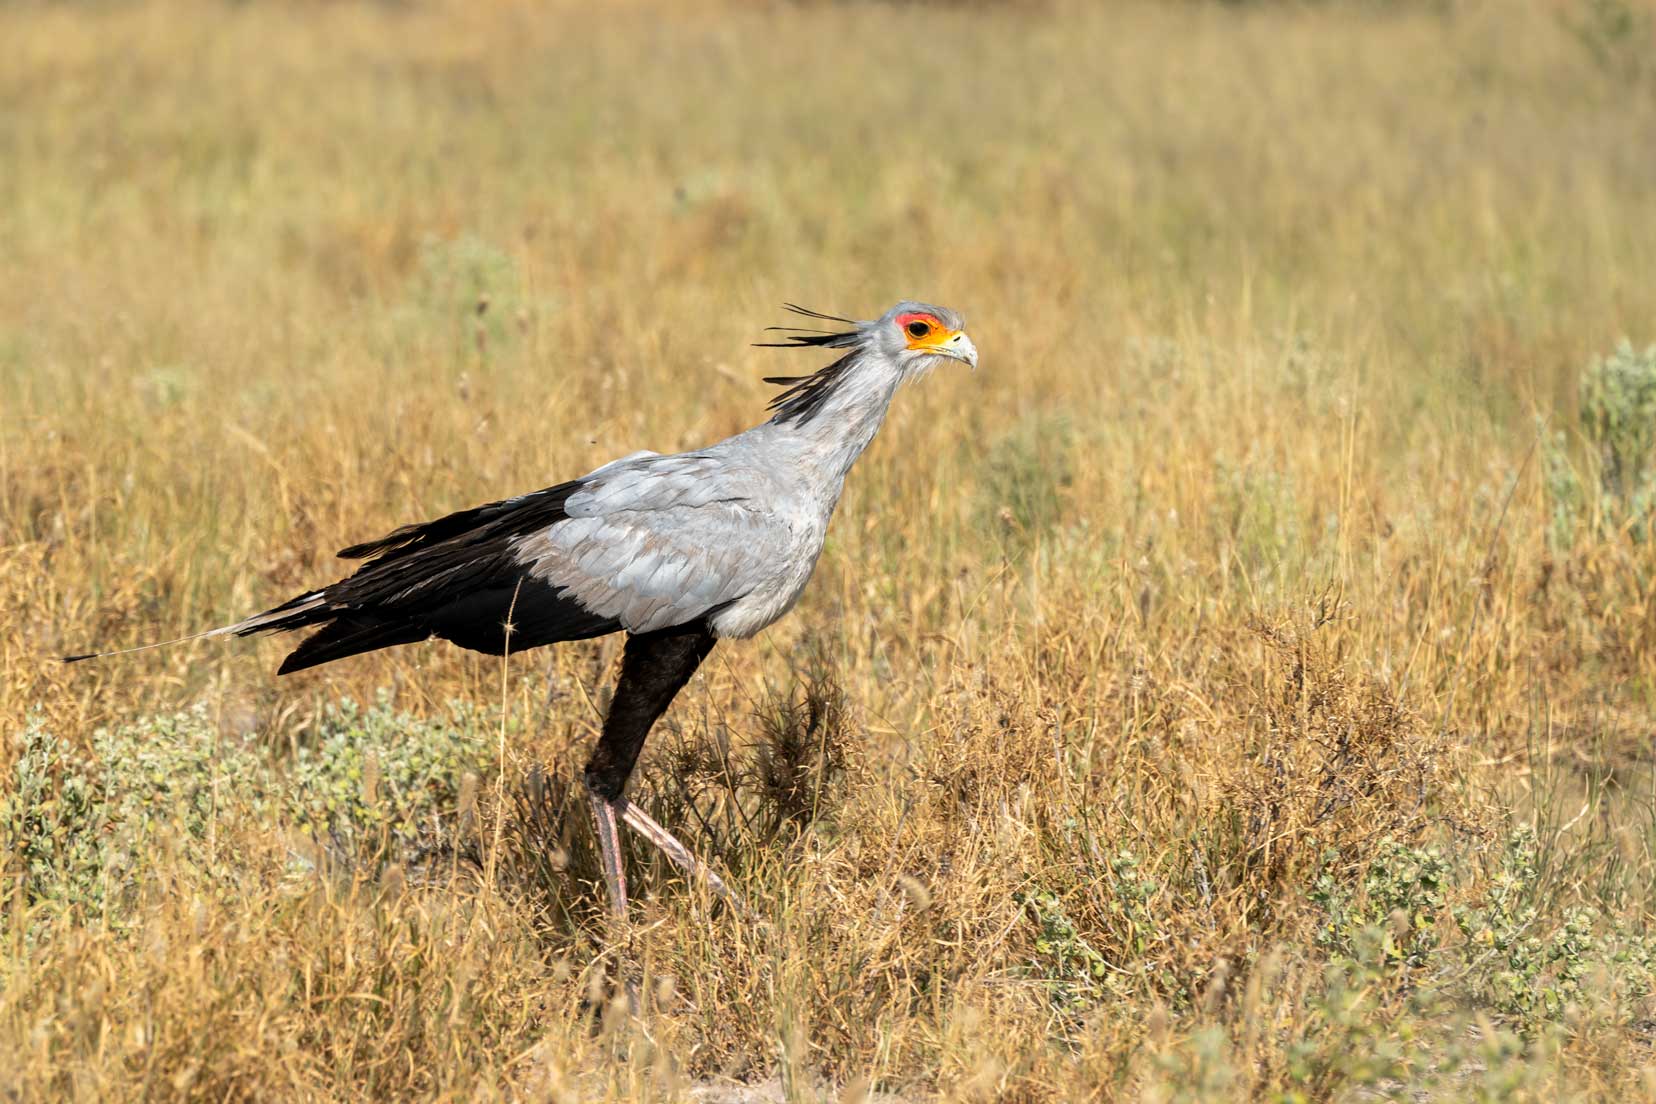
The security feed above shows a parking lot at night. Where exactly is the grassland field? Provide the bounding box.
[5,0,1656,1099]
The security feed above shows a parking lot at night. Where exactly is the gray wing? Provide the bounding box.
[512,453,790,634]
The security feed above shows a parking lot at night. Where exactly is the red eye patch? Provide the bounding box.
[897,312,943,341]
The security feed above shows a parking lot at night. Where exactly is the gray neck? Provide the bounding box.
[768,355,903,505]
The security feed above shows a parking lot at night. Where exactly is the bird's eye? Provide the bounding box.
[906,320,931,339]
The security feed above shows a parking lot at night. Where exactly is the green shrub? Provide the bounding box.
[2,707,273,927]
[1311,838,1449,971]
[1441,827,1656,1031]
[1018,888,1113,1013]
[287,695,496,854]
[4,713,116,921]
[1019,851,1162,1015]
[2,698,496,933]
[1545,340,1656,546]
[1302,826,1656,1035]
[1581,340,1656,504]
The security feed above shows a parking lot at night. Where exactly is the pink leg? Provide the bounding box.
[615,796,750,917]
[586,787,629,922]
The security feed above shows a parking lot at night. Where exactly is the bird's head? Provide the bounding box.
[757,300,976,372]
[757,300,975,424]
[869,300,977,374]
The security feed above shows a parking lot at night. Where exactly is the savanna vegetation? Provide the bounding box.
[4,0,1656,1099]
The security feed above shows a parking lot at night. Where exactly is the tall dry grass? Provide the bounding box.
[4,0,1656,1099]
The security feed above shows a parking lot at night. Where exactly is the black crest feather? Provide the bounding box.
[763,350,859,425]
[782,303,854,324]
[752,303,860,349]
[755,305,863,425]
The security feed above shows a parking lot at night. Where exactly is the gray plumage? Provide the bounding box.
[517,300,974,640]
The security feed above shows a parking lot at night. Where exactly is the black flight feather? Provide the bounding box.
[249,479,620,672]
[337,481,581,562]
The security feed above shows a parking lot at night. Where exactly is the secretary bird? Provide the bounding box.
[66,300,977,919]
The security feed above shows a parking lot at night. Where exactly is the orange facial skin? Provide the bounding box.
[896,311,961,352]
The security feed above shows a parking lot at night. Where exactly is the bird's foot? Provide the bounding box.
[614,795,751,918]
[583,783,750,920]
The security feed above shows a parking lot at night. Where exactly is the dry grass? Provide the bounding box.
[5,0,1656,1099]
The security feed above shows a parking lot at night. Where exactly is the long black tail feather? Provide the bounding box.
[275,614,428,675]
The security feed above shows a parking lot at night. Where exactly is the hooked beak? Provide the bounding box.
[938,331,978,370]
